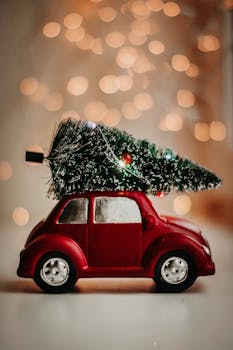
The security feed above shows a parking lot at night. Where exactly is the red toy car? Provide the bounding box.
[17,191,215,293]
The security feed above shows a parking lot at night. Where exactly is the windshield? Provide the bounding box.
[146,194,167,222]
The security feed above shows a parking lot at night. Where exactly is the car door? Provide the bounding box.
[89,196,142,267]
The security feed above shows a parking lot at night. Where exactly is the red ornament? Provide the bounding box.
[122,152,133,165]
[156,191,165,198]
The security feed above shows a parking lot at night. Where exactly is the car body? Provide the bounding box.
[17,191,215,293]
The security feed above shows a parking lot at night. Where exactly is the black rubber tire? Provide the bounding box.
[154,250,197,293]
[34,251,77,293]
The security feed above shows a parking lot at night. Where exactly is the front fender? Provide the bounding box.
[17,234,88,278]
[143,234,214,277]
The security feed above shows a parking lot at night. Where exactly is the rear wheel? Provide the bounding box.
[154,251,196,292]
[34,252,77,293]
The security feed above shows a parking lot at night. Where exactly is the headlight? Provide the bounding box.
[203,245,211,256]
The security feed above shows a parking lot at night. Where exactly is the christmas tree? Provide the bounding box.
[34,118,222,199]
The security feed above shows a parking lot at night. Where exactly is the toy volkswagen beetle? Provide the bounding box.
[17,191,215,293]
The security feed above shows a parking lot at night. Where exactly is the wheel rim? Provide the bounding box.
[40,257,70,286]
[161,256,188,285]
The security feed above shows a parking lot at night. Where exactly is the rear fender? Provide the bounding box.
[17,234,87,278]
[143,234,209,277]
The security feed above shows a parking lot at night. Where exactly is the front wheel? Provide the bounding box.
[34,252,77,293]
[154,251,196,293]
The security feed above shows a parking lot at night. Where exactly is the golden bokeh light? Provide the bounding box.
[122,101,141,120]
[116,46,138,69]
[76,34,94,50]
[146,0,164,12]
[26,144,44,167]
[194,122,210,142]
[42,22,61,38]
[28,83,48,103]
[197,35,220,52]
[91,38,103,55]
[60,110,80,121]
[171,54,190,72]
[65,27,85,42]
[163,2,181,17]
[103,108,121,126]
[0,161,12,181]
[159,113,183,131]
[133,55,155,73]
[84,101,107,121]
[134,92,154,111]
[224,0,233,9]
[131,0,151,17]
[13,207,30,226]
[99,75,118,94]
[67,76,88,96]
[98,7,117,22]
[116,75,133,91]
[64,13,82,29]
[210,121,226,141]
[19,77,38,96]
[128,32,147,46]
[148,40,165,54]
[105,31,126,48]
[131,20,151,36]
[173,195,192,215]
[44,92,63,111]
[185,63,199,77]
[90,0,104,2]
[177,89,195,108]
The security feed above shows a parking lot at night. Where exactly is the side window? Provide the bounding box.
[94,197,141,223]
[58,198,88,224]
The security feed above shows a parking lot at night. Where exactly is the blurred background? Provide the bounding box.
[0,0,232,236]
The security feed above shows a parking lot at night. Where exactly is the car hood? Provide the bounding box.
[161,215,201,235]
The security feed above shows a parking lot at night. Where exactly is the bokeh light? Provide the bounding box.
[163,2,180,17]
[131,20,151,36]
[28,83,48,103]
[134,92,154,111]
[84,101,107,121]
[133,55,155,73]
[177,89,195,108]
[194,122,210,142]
[122,101,141,120]
[148,40,165,54]
[146,0,164,12]
[99,75,118,94]
[98,7,117,22]
[128,32,147,46]
[105,32,126,48]
[20,77,38,96]
[65,27,85,42]
[185,63,199,77]
[103,108,121,126]
[159,113,183,131]
[172,54,190,72]
[116,46,138,68]
[76,34,94,50]
[131,0,151,17]
[91,38,103,54]
[44,92,63,111]
[210,121,226,141]
[67,76,88,96]
[197,35,220,52]
[116,75,133,91]
[173,195,192,215]
[60,110,80,121]
[13,207,30,226]
[0,161,12,181]
[64,13,82,29]
[42,22,61,38]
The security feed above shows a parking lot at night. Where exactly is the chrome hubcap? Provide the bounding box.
[161,256,188,285]
[40,257,69,286]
